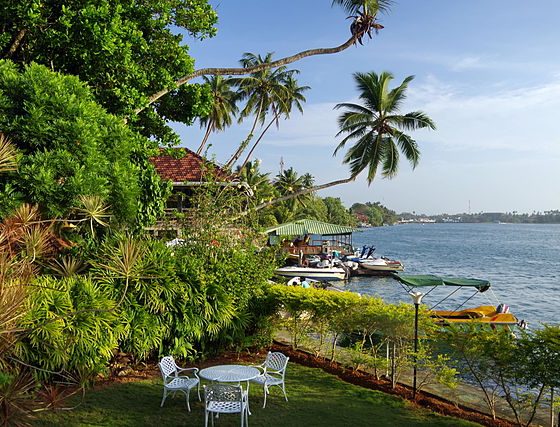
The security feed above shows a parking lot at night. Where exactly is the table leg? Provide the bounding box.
[245,381,252,415]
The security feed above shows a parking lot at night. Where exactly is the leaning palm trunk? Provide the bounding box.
[234,175,357,219]
[225,101,264,169]
[238,111,281,171]
[196,120,214,155]
[135,35,359,115]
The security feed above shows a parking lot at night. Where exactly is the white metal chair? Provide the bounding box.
[204,384,249,427]
[158,356,200,411]
[250,351,289,408]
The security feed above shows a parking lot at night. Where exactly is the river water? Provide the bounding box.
[343,223,560,327]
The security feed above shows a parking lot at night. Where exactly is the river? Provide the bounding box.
[343,223,560,327]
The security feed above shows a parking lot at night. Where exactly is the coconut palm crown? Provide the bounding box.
[334,71,436,184]
[332,0,392,44]
[196,75,239,155]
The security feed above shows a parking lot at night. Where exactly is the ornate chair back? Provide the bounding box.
[264,352,289,375]
[158,356,178,379]
[204,384,248,427]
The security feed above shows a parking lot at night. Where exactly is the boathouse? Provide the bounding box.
[265,219,357,257]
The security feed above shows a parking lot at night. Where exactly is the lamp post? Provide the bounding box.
[410,291,424,400]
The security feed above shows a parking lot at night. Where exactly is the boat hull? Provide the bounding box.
[359,260,404,272]
[275,266,347,281]
[432,305,519,326]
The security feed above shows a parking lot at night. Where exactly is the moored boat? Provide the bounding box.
[432,305,518,326]
[275,266,347,281]
[392,274,525,328]
[359,257,404,272]
[347,245,405,274]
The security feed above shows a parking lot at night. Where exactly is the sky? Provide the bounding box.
[174,1,560,215]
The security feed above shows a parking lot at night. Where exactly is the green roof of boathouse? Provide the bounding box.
[264,219,358,236]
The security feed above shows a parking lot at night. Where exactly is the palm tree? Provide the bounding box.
[274,167,313,212]
[196,75,238,155]
[238,74,310,170]
[235,160,274,205]
[332,0,392,44]
[225,53,297,169]
[247,70,435,214]
[138,1,392,113]
[334,71,435,182]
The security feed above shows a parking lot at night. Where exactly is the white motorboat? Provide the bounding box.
[275,266,347,281]
[359,257,404,272]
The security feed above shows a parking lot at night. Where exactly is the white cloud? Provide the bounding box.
[262,74,560,158]
[407,76,560,154]
[262,102,341,148]
[449,56,485,71]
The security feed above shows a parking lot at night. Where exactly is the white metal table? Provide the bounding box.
[199,365,260,415]
[199,365,260,383]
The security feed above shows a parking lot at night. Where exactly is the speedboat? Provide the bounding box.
[274,266,347,281]
[359,257,404,272]
[348,245,404,273]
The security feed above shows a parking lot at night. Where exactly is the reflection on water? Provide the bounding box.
[342,223,560,326]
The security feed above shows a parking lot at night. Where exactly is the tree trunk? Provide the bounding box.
[551,387,555,427]
[249,175,357,214]
[4,29,26,58]
[135,35,358,115]
[196,120,213,155]
[238,112,280,170]
[225,101,264,169]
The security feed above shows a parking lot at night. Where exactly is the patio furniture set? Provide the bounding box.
[158,351,289,426]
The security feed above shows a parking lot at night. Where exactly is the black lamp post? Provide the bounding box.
[410,291,424,400]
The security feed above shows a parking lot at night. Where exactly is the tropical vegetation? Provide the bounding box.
[0,0,217,146]
[1,1,558,427]
[352,201,399,226]
[0,61,167,227]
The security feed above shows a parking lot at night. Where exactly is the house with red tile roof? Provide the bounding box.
[150,147,229,184]
[149,148,250,216]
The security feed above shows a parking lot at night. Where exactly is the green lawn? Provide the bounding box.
[34,363,480,427]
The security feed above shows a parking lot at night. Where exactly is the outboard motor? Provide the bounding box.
[496,303,510,314]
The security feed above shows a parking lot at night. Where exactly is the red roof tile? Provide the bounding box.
[150,148,228,182]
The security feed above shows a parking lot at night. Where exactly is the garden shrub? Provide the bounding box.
[0,60,168,227]
[15,276,119,382]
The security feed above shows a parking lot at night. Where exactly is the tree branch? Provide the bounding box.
[4,29,27,58]
[134,35,358,115]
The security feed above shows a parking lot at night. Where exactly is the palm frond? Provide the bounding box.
[333,126,369,156]
[397,111,437,131]
[392,130,421,168]
[380,139,400,178]
[76,195,111,235]
[332,0,393,16]
[386,75,414,112]
[334,70,434,185]
[0,134,18,174]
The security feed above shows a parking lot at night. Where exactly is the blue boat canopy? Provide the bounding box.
[393,274,491,292]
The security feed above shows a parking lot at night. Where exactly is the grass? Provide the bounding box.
[34,363,481,427]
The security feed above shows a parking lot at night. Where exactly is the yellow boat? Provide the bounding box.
[393,274,524,328]
[432,305,519,326]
